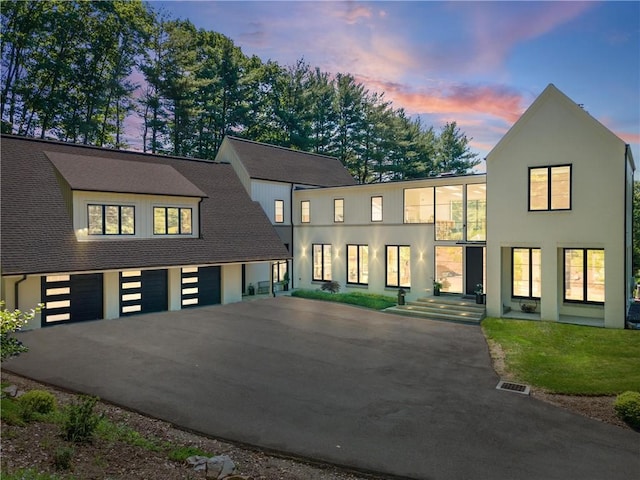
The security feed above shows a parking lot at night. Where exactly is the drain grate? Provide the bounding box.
[496,380,530,395]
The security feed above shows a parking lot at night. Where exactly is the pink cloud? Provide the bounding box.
[358,78,527,124]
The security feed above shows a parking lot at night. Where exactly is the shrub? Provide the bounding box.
[321,280,340,294]
[1,396,25,426]
[614,391,640,429]
[62,395,102,443]
[168,445,211,462]
[1,301,42,361]
[52,446,74,470]
[19,390,57,420]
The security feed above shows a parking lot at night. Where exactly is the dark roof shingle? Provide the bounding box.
[224,136,356,187]
[1,135,289,276]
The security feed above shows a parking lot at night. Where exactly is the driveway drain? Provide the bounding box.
[496,380,530,395]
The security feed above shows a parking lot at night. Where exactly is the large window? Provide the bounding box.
[435,185,463,240]
[466,184,486,241]
[564,249,604,303]
[347,244,368,285]
[512,248,541,298]
[529,165,571,211]
[334,198,344,223]
[301,200,310,223]
[386,245,410,288]
[274,200,284,223]
[435,246,463,293]
[404,187,434,223]
[154,207,192,235]
[371,196,383,222]
[88,204,135,235]
[312,244,332,281]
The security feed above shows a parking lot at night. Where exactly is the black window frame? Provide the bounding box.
[312,243,332,281]
[385,244,411,288]
[371,196,383,222]
[563,248,605,305]
[334,198,344,223]
[528,164,572,212]
[274,199,284,223]
[87,204,135,236]
[346,244,368,285]
[153,206,193,235]
[511,247,541,299]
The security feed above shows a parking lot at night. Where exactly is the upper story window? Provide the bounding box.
[564,248,604,304]
[435,185,463,240]
[88,204,135,235]
[301,200,310,223]
[371,196,383,222]
[154,207,192,235]
[334,198,344,223]
[466,184,486,241]
[404,187,434,223]
[274,200,284,223]
[529,165,571,211]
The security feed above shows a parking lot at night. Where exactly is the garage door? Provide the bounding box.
[41,273,103,326]
[120,269,168,316]
[181,266,221,308]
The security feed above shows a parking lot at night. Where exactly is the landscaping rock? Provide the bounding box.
[186,454,236,479]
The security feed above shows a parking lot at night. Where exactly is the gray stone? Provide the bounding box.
[206,455,236,479]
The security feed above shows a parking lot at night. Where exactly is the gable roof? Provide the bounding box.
[46,151,206,197]
[487,83,628,161]
[221,136,356,187]
[1,135,289,276]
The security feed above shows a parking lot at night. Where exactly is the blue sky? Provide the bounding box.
[152,0,639,172]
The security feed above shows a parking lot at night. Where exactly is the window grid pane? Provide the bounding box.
[466,184,486,241]
[301,201,310,223]
[181,208,192,234]
[104,205,120,234]
[551,166,570,210]
[275,200,284,223]
[404,187,434,224]
[587,250,605,302]
[529,168,549,210]
[154,207,166,234]
[564,249,584,301]
[334,199,344,222]
[323,245,332,281]
[121,206,135,235]
[435,186,463,240]
[88,205,103,235]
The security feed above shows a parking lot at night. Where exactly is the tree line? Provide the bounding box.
[1,0,480,183]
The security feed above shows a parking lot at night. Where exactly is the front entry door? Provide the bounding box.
[465,247,484,295]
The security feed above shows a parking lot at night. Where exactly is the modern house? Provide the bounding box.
[1,84,635,329]
[0,136,289,328]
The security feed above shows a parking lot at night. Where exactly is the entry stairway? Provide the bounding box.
[386,295,486,325]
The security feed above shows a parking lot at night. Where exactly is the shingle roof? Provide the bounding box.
[1,135,289,276]
[46,151,206,197]
[223,136,356,187]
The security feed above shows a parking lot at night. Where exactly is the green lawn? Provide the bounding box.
[482,318,640,395]
[291,289,397,310]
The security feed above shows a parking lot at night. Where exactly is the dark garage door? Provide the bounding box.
[120,269,168,316]
[181,266,221,308]
[41,273,103,326]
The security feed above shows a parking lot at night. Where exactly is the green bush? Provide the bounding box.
[1,301,43,360]
[62,395,102,443]
[321,280,341,294]
[52,445,74,470]
[614,391,640,429]
[168,445,211,462]
[1,396,25,426]
[19,390,57,420]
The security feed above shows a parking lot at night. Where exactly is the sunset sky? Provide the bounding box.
[154,0,640,172]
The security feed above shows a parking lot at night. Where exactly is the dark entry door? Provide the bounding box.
[465,247,484,295]
[198,266,221,306]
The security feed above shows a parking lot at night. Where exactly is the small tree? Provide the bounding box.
[0,301,42,361]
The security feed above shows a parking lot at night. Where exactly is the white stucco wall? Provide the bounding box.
[486,85,628,328]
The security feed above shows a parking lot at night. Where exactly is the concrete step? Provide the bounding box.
[386,296,486,324]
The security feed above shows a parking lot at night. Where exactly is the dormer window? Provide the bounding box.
[88,205,135,235]
[154,207,192,235]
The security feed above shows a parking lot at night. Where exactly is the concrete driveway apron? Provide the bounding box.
[5,297,639,479]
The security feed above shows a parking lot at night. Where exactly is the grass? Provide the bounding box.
[482,318,640,395]
[167,445,212,462]
[292,289,397,310]
[2,469,72,480]
[96,418,169,451]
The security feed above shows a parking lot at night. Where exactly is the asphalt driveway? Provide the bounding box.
[5,297,639,479]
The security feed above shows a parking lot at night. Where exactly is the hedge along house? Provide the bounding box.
[0,135,289,328]
[214,136,355,291]
[486,84,635,329]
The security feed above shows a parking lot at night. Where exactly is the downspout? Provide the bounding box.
[290,182,295,290]
[14,274,27,310]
